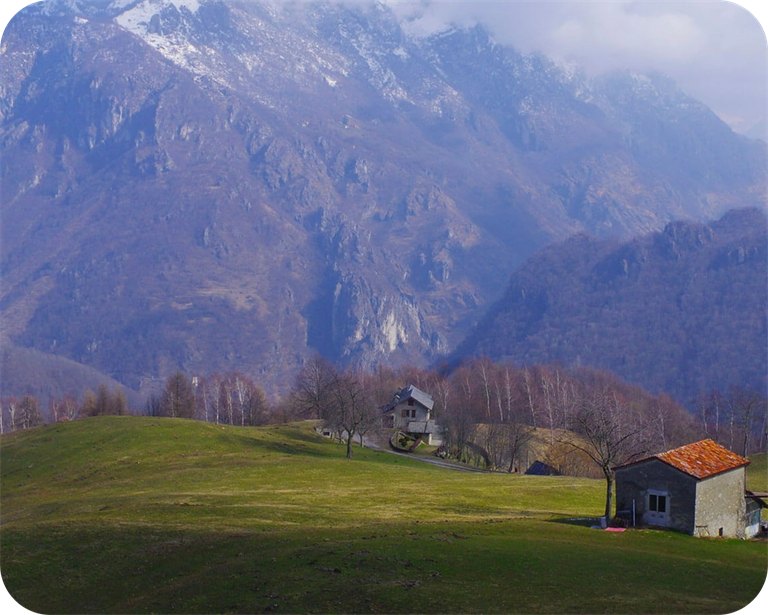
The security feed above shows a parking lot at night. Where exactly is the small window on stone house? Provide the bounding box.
[401,409,408,418]
[649,493,667,513]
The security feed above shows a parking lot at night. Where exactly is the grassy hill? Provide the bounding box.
[747,452,768,493]
[1,417,766,613]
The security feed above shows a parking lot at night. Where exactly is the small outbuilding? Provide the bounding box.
[524,460,561,476]
[745,491,768,537]
[381,384,442,446]
[614,439,756,538]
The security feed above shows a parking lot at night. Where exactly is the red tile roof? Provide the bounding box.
[646,439,749,479]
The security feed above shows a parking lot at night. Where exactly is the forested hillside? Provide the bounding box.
[454,208,767,406]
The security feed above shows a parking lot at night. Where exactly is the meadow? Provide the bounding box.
[1,416,766,613]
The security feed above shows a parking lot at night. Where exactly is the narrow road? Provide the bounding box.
[387,450,489,473]
[364,435,488,473]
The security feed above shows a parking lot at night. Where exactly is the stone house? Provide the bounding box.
[381,384,442,446]
[614,439,759,538]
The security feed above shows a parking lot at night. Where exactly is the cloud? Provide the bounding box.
[384,1,767,135]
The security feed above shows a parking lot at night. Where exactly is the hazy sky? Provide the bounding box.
[384,1,767,136]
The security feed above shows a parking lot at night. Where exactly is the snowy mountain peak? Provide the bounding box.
[34,0,201,20]
[114,0,202,35]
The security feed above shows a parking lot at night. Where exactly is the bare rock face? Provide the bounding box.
[1,1,765,395]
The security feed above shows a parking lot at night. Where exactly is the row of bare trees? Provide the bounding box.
[695,386,768,457]
[0,395,43,433]
[0,384,128,433]
[432,359,697,471]
[3,358,765,478]
[145,371,271,426]
[0,372,271,432]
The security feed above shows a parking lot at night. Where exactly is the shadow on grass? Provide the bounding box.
[222,429,332,459]
[548,516,602,528]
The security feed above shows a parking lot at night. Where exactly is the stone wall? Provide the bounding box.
[615,459,697,533]
[694,468,747,538]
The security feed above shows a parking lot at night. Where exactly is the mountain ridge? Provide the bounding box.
[453,207,768,405]
[1,0,765,396]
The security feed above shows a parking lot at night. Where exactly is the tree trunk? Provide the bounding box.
[604,468,614,521]
[346,432,354,459]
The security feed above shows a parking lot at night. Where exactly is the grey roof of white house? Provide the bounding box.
[381,384,435,413]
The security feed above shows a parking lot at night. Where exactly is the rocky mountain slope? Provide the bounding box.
[1,0,765,397]
[453,208,768,405]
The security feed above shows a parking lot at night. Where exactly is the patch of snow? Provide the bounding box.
[113,0,236,89]
[235,51,263,72]
[113,0,201,37]
[108,0,139,10]
[392,46,408,60]
[113,1,160,36]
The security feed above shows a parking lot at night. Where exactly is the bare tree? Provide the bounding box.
[222,377,235,425]
[328,370,373,459]
[503,399,536,473]
[567,385,650,520]
[291,355,337,421]
[233,374,250,427]
[522,367,538,429]
[475,357,495,422]
[49,394,80,423]
[145,393,162,417]
[540,367,558,446]
[2,397,18,433]
[758,394,768,453]
[111,386,129,416]
[98,384,113,416]
[204,375,223,424]
[79,388,96,417]
[160,371,197,419]
[242,380,270,426]
[729,386,767,456]
[17,395,42,430]
[479,421,506,470]
[440,398,477,463]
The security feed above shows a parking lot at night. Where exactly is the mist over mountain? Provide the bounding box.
[1,0,765,398]
[453,208,768,406]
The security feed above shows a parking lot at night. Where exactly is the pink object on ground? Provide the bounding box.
[605,527,626,532]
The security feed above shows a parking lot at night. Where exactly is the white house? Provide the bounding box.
[381,384,442,446]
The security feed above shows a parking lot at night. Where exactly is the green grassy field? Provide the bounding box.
[1,417,766,613]
[747,452,767,492]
